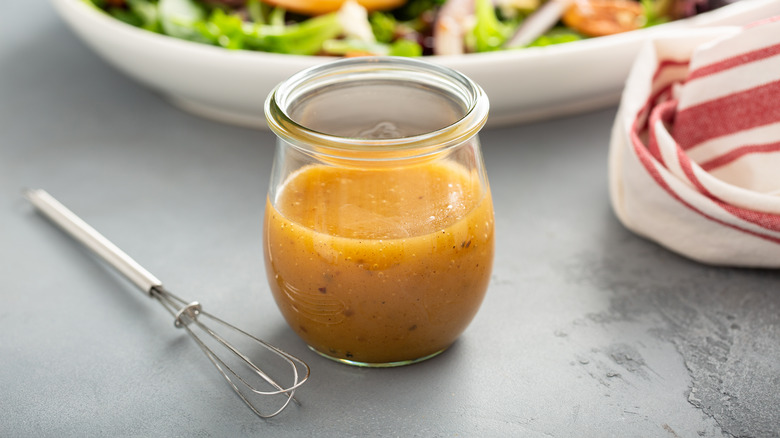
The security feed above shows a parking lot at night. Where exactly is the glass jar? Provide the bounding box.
[263,57,493,367]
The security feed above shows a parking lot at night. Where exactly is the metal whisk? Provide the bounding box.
[24,189,310,419]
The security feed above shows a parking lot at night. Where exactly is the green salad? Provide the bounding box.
[84,0,734,56]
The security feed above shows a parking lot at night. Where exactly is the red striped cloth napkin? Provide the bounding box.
[609,17,780,267]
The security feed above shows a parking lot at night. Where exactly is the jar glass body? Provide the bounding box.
[263,57,494,367]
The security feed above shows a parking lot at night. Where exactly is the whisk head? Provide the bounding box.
[151,286,310,419]
[23,188,310,420]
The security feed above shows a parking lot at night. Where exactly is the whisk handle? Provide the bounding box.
[24,189,162,294]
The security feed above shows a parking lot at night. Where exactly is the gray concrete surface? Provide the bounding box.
[2,1,779,436]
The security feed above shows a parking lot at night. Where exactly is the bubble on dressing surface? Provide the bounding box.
[356,121,405,139]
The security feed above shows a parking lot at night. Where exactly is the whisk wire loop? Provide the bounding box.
[150,286,310,417]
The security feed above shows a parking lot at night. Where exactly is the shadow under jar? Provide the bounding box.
[263,57,494,367]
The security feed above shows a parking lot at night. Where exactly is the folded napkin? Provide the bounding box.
[609,17,780,267]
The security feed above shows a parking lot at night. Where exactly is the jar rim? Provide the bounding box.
[264,57,489,160]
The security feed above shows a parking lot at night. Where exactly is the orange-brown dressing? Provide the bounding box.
[264,161,494,364]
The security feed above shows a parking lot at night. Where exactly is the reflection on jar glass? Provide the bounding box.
[263,57,494,367]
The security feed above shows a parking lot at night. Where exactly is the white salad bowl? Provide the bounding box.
[51,0,780,129]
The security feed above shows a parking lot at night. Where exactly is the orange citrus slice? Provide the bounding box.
[562,0,644,37]
[263,0,407,15]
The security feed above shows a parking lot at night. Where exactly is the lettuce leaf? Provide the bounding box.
[470,0,514,52]
[322,37,422,56]
[159,0,210,43]
[245,13,342,55]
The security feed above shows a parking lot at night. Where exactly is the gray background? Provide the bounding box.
[2,1,779,436]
